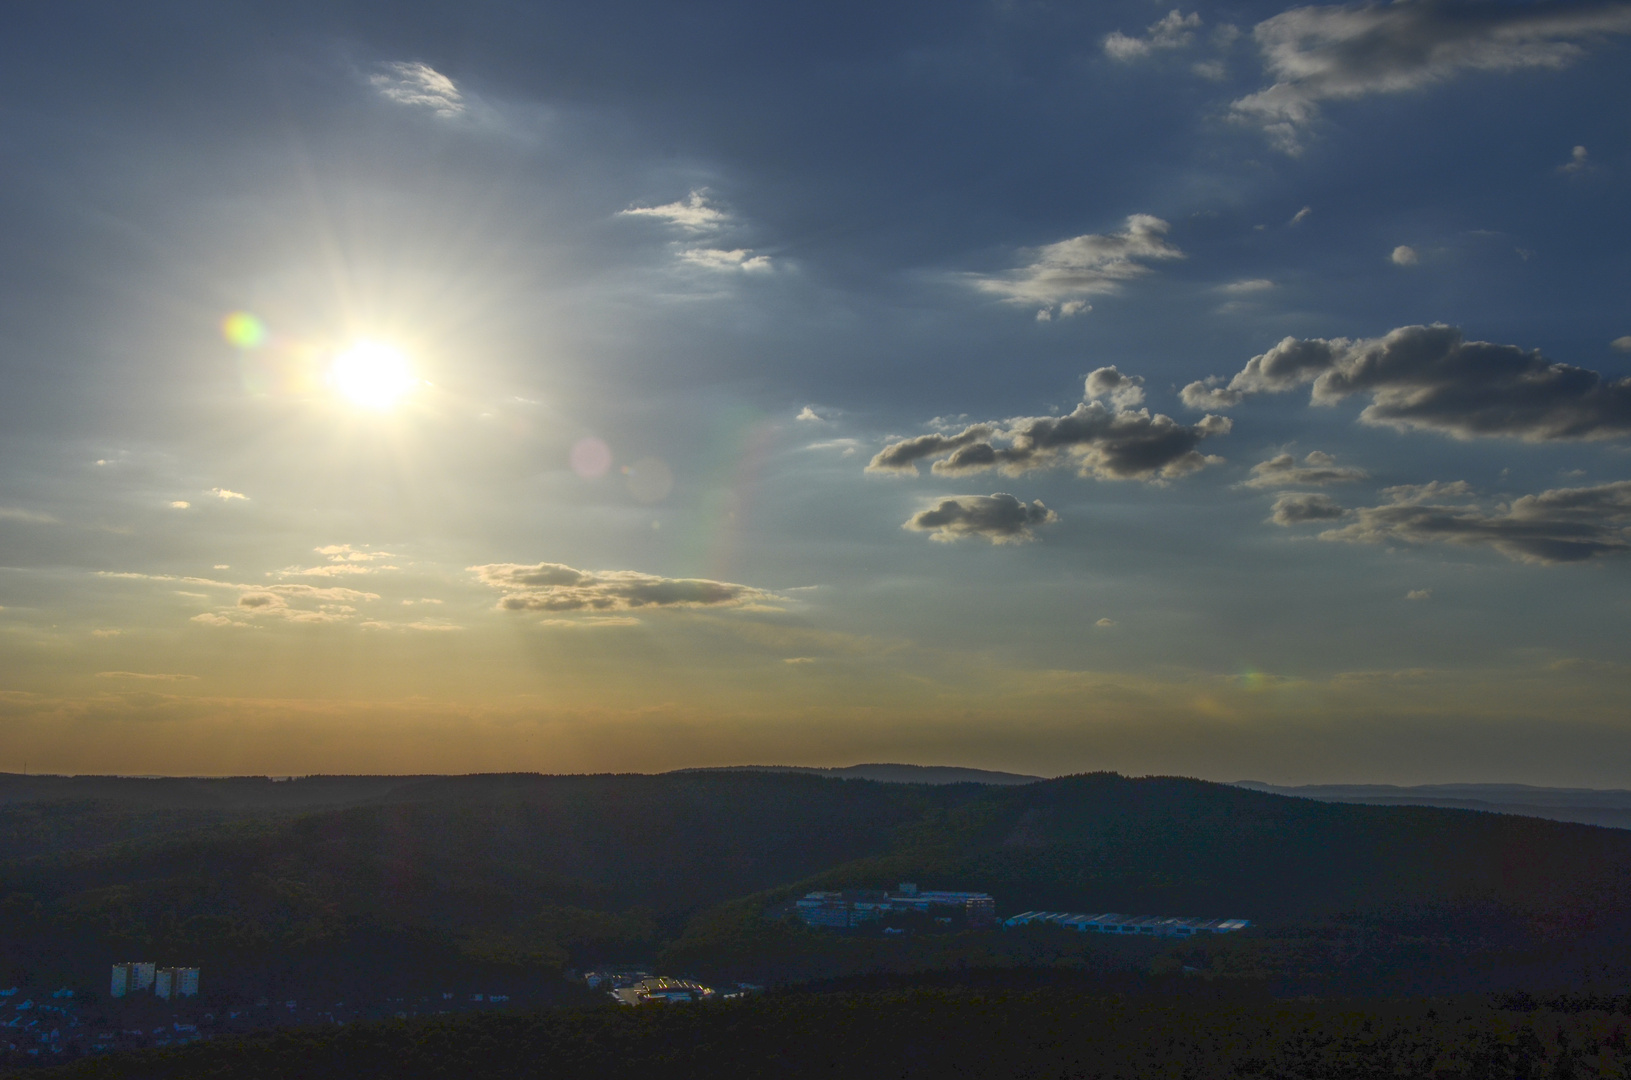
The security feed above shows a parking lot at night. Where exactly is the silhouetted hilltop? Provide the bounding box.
[677,763,1043,785]
[9,771,1631,997]
[1236,780,1631,830]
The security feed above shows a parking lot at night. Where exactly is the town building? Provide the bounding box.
[1003,912,1250,937]
[109,963,156,999]
[154,968,199,1000]
[793,884,996,928]
[609,977,714,1006]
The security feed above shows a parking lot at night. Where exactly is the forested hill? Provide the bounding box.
[8,770,1631,995]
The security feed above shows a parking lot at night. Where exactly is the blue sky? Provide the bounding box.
[1,0,1629,781]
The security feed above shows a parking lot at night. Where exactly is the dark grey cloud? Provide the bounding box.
[1244,450,1369,489]
[470,562,776,611]
[1182,324,1631,442]
[902,493,1058,544]
[1233,1,1631,152]
[870,368,1230,482]
[1270,492,1347,525]
[1276,480,1631,564]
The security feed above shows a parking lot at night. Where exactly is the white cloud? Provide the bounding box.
[1220,278,1276,294]
[168,500,191,510]
[470,562,778,612]
[1181,324,1631,442]
[1232,2,1631,153]
[1104,10,1204,60]
[1290,206,1313,225]
[619,190,731,232]
[1095,618,1117,628]
[1559,145,1592,173]
[679,247,772,273]
[902,493,1059,544]
[370,61,465,117]
[806,438,861,457]
[1407,589,1432,600]
[967,215,1184,319]
[1611,336,1631,352]
[796,406,825,422]
[0,507,57,524]
[209,488,248,501]
[1391,245,1418,266]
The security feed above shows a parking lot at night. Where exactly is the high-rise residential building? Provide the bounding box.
[110,962,157,998]
[155,967,199,999]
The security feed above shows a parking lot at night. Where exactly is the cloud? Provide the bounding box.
[869,368,1229,482]
[1104,10,1203,60]
[1288,479,1631,564]
[621,190,774,273]
[1407,589,1432,600]
[678,247,772,273]
[1391,245,1418,266]
[469,562,777,612]
[284,545,399,577]
[1180,324,1631,442]
[209,488,248,500]
[95,671,198,681]
[1559,145,1592,173]
[370,61,465,117]
[538,616,642,628]
[1232,2,1631,153]
[619,190,731,232]
[967,215,1184,319]
[358,620,465,632]
[1290,206,1313,225]
[1095,618,1117,628]
[902,494,1059,544]
[91,628,121,638]
[1612,336,1631,352]
[0,507,57,524]
[1220,278,1276,294]
[1270,492,1348,524]
[1244,450,1369,489]
[796,406,825,422]
[168,500,191,510]
[806,438,861,457]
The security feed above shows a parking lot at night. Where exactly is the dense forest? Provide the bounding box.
[8,769,1631,999]
[13,980,1631,1080]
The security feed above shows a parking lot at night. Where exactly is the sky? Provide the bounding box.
[1,0,1629,782]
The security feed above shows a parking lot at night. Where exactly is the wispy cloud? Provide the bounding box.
[1233,2,1631,153]
[1104,10,1203,60]
[95,671,199,681]
[1278,479,1631,564]
[1244,450,1368,489]
[470,562,778,612]
[209,488,248,501]
[0,507,57,524]
[370,61,465,117]
[619,190,731,232]
[967,215,1184,320]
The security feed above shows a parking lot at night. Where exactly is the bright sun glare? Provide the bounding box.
[329,341,417,411]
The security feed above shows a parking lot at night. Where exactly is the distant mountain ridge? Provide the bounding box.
[1235,781,1631,831]
[676,764,1044,785]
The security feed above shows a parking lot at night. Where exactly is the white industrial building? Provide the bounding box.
[1003,912,1250,936]
[154,967,200,999]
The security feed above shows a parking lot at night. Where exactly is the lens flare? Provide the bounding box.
[221,312,267,350]
[329,341,417,411]
[570,438,613,479]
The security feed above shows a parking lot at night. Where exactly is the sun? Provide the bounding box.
[329,341,417,411]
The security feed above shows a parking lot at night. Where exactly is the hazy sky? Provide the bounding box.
[2,0,1629,781]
